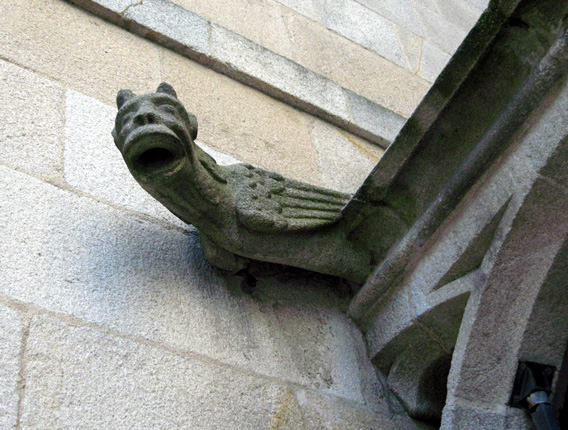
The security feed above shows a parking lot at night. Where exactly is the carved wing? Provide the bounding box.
[234,164,350,232]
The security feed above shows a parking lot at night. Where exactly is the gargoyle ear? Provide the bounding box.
[188,113,198,140]
[116,89,135,109]
[157,82,178,98]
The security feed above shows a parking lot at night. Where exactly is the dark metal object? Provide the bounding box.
[510,361,561,430]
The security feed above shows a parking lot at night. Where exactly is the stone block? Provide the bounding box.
[440,401,526,430]
[418,40,452,82]
[346,90,406,143]
[212,24,349,121]
[0,59,65,181]
[64,90,186,227]
[357,0,425,37]
[60,0,427,144]
[275,10,431,117]
[317,0,406,68]
[0,304,23,430]
[20,315,412,429]
[173,0,430,118]
[0,166,370,399]
[467,0,490,11]
[124,0,210,57]
[394,27,425,73]
[276,0,320,21]
[172,0,295,59]
[20,315,297,429]
[298,389,424,430]
[0,0,161,106]
[311,119,382,193]
[435,0,484,31]
[414,3,468,54]
[161,51,324,185]
[413,0,438,11]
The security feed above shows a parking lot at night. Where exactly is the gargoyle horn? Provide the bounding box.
[116,89,135,109]
[157,82,178,98]
[155,82,198,140]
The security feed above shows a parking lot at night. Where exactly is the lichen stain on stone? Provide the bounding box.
[270,389,295,430]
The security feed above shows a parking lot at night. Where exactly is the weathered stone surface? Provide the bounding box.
[391,26,455,84]
[161,52,324,185]
[124,0,210,56]
[345,90,406,143]
[20,315,411,429]
[311,120,382,193]
[317,0,406,67]
[440,402,507,430]
[173,0,294,56]
[212,24,349,122]
[512,79,568,176]
[0,0,162,107]
[275,0,320,20]
[282,11,431,117]
[0,304,23,430]
[414,3,468,54]
[441,401,531,430]
[349,4,568,425]
[173,0,431,118]
[435,0,484,30]
[446,180,568,404]
[356,0,425,37]
[417,40,453,83]
[0,166,372,400]
[412,0,439,11]
[20,315,294,429]
[540,135,568,187]
[467,0,491,11]
[196,141,241,166]
[64,0,429,144]
[299,389,423,429]
[394,26,424,74]
[0,59,65,181]
[362,58,568,423]
[518,237,568,370]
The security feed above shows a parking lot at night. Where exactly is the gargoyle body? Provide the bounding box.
[112,84,378,283]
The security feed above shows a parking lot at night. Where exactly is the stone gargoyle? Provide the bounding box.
[112,83,406,285]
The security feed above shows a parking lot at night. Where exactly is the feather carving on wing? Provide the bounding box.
[234,164,350,232]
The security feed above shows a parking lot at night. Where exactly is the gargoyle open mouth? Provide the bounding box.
[123,124,185,176]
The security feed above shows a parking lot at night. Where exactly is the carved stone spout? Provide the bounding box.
[112,83,377,283]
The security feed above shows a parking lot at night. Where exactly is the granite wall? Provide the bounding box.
[0,0,483,428]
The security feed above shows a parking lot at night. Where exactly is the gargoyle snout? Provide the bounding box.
[133,109,157,126]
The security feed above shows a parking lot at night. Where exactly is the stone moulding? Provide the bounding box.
[349,2,568,322]
[343,0,568,425]
[65,0,405,147]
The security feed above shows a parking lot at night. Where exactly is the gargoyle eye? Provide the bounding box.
[121,113,133,125]
[159,105,177,115]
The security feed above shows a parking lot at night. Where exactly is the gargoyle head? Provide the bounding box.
[112,83,198,182]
